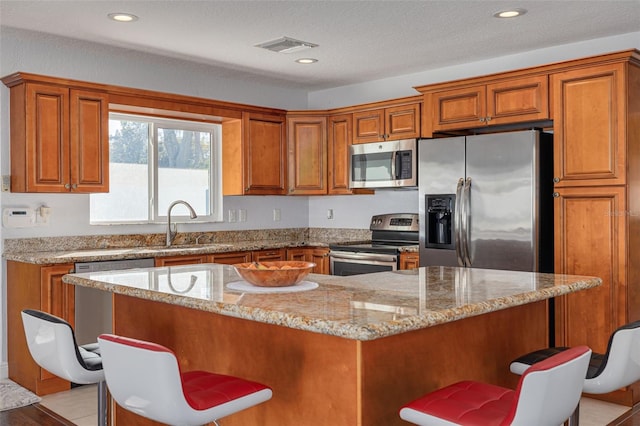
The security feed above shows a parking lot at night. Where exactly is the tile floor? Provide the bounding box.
[39,383,631,425]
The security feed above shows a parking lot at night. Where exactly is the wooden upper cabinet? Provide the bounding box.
[6,80,108,193]
[425,75,549,134]
[327,114,354,195]
[287,115,327,195]
[242,112,287,195]
[70,89,109,191]
[353,103,420,144]
[551,63,626,186]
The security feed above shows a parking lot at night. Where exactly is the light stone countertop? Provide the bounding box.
[62,264,601,341]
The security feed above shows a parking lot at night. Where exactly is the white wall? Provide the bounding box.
[308,31,640,109]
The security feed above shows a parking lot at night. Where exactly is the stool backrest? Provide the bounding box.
[583,320,640,393]
[97,334,195,425]
[505,345,591,426]
[21,309,104,385]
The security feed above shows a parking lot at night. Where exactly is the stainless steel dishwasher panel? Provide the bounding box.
[74,258,154,345]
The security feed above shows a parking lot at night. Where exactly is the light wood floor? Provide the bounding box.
[37,383,632,426]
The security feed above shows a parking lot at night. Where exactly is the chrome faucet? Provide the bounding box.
[166,200,197,246]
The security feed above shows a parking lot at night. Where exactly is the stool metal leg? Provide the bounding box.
[566,401,580,426]
[97,381,108,426]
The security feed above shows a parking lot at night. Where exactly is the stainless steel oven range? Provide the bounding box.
[329,213,418,276]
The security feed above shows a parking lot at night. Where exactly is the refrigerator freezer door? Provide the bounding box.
[465,130,539,271]
[419,136,465,267]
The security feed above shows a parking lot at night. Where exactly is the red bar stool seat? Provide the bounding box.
[399,346,591,425]
[98,334,272,426]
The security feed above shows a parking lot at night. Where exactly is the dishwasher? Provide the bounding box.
[74,258,154,345]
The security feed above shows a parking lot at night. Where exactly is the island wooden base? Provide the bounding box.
[111,294,550,425]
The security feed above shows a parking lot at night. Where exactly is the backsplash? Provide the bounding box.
[3,228,371,253]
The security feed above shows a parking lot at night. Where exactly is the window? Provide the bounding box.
[90,113,222,223]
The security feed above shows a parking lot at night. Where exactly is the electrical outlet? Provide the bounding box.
[327,209,334,219]
[273,209,281,221]
[228,209,237,223]
[238,209,247,222]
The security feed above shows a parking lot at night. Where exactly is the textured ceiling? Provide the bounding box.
[1,1,639,90]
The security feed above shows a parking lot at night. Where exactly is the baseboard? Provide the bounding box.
[0,361,8,380]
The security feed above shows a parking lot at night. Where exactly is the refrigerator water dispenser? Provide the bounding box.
[425,194,455,249]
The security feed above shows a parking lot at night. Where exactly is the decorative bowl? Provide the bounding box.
[233,261,316,287]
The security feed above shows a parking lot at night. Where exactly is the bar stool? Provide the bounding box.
[21,309,107,426]
[97,333,272,426]
[510,320,640,425]
[399,345,591,425]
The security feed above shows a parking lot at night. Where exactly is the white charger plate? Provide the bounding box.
[227,280,318,293]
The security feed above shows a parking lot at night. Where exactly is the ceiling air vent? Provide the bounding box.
[255,37,318,54]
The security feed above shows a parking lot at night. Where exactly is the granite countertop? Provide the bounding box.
[3,240,330,264]
[62,264,601,341]
[2,228,418,264]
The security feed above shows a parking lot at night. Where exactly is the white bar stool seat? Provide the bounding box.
[21,309,107,426]
[98,333,272,426]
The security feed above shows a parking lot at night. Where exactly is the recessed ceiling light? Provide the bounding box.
[296,58,318,64]
[108,13,139,22]
[493,8,527,18]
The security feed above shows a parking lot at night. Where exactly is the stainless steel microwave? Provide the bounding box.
[349,139,417,189]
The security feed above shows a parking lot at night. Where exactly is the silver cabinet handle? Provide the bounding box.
[64,183,71,189]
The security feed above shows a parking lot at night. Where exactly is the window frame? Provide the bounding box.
[90,112,223,225]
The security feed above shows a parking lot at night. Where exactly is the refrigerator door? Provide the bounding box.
[464,130,539,271]
[419,136,465,267]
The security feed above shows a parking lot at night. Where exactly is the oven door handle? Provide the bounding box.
[329,251,397,263]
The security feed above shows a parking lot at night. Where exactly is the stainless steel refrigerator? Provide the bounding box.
[418,130,553,272]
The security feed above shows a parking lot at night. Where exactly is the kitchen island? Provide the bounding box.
[63,264,600,426]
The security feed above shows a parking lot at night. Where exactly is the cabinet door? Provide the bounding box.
[287,116,327,195]
[553,186,625,353]
[252,249,285,262]
[327,114,353,194]
[431,85,486,131]
[286,248,307,262]
[23,83,70,192]
[70,89,109,192]
[353,109,384,144]
[385,104,420,140]
[551,64,626,186]
[486,75,549,125]
[399,252,420,270]
[40,264,75,382]
[210,251,251,265]
[310,248,330,274]
[155,255,209,266]
[243,112,287,195]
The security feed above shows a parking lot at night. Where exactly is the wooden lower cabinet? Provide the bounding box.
[210,251,251,264]
[553,185,640,404]
[287,247,330,274]
[399,252,419,270]
[252,248,285,262]
[7,261,75,395]
[154,254,210,266]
